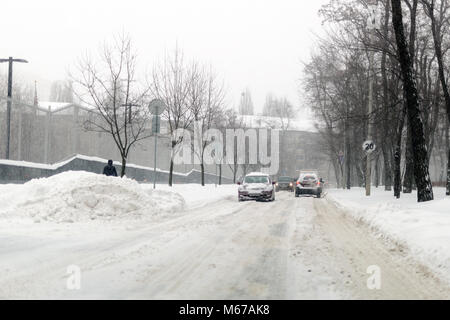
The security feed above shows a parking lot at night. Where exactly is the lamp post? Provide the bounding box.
[365,2,380,196]
[0,57,28,159]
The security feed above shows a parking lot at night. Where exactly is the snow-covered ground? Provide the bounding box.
[327,187,450,286]
[0,173,448,299]
[141,183,237,209]
[0,172,240,299]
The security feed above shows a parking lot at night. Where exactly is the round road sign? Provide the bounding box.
[362,140,376,154]
[148,99,166,115]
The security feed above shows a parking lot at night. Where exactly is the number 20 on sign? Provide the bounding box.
[362,140,376,154]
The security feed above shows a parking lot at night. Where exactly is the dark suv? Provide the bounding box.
[275,176,295,192]
[295,172,323,198]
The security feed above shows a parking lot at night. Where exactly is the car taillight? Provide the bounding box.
[317,182,320,186]
[296,181,300,185]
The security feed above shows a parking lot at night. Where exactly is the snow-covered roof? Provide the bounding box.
[38,101,72,112]
[37,101,94,114]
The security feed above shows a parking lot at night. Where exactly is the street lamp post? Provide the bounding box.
[0,57,28,159]
[365,2,380,196]
[366,48,375,196]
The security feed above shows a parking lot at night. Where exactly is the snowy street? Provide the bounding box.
[1,175,448,299]
[3,0,450,308]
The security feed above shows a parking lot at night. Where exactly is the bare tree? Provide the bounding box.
[149,47,193,186]
[189,64,226,186]
[304,0,447,199]
[223,109,244,183]
[73,34,151,177]
[422,0,450,195]
[213,110,228,185]
[262,94,295,130]
[238,88,254,116]
[49,80,74,103]
[391,0,434,202]
[381,0,393,191]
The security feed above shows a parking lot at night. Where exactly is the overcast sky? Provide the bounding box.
[1,0,328,114]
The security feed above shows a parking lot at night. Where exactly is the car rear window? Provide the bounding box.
[300,175,317,181]
[278,177,291,182]
[244,176,269,184]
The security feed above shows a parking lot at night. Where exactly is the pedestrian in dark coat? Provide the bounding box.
[103,160,118,177]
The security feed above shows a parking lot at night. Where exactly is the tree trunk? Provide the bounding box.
[394,107,406,198]
[403,123,414,193]
[219,164,222,185]
[447,149,450,196]
[447,122,450,195]
[391,0,434,202]
[120,155,126,177]
[425,0,450,195]
[394,142,402,198]
[381,0,392,191]
[375,153,380,188]
[331,158,341,189]
[200,162,205,186]
[345,133,351,190]
[344,104,351,189]
[169,159,174,187]
[382,147,392,190]
[355,161,364,187]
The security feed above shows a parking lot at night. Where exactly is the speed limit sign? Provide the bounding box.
[362,140,376,154]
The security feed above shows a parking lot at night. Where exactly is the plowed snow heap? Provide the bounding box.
[1,171,185,223]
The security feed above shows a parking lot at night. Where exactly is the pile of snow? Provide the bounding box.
[0,171,185,223]
[327,188,450,285]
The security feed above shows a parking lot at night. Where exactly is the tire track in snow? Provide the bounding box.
[311,198,450,299]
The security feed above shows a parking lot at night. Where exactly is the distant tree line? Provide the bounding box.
[49,80,74,103]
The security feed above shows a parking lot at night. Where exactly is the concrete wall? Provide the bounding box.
[0,155,233,184]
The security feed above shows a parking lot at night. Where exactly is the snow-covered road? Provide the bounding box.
[1,188,449,300]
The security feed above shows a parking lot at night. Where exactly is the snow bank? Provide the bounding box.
[327,188,450,285]
[0,171,185,223]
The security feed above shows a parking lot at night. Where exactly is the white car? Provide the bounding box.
[238,172,276,202]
